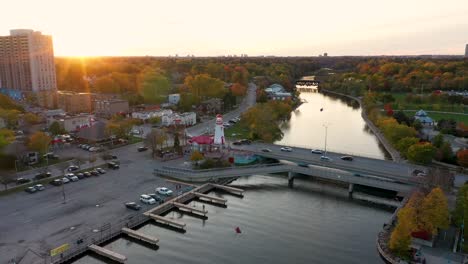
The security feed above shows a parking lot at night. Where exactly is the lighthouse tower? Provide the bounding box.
[214,114,225,145]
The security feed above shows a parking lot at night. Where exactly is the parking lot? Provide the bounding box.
[0,145,185,263]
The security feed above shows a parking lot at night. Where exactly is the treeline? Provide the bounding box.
[321,58,468,95]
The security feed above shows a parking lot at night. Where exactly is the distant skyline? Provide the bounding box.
[1,0,468,57]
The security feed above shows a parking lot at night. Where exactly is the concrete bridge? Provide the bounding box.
[154,162,415,196]
[295,80,320,86]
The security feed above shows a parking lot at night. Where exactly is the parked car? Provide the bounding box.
[137,146,148,152]
[76,173,85,179]
[61,177,70,184]
[34,184,45,191]
[43,153,59,159]
[69,175,79,182]
[320,156,332,162]
[90,170,99,176]
[240,139,251,145]
[16,178,31,185]
[67,165,79,172]
[34,172,52,180]
[311,149,323,154]
[280,147,293,152]
[88,147,100,152]
[232,141,242,146]
[65,173,75,179]
[25,186,37,193]
[148,193,165,203]
[156,187,173,196]
[50,179,63,186]
[340,156,353,161]
[125,202,142,210]
[261,148,272,152]
[140,194,157,205]
[96,168,106,174]
[83,171,92,177]
[108,162,120,169]
[228,119,237,124]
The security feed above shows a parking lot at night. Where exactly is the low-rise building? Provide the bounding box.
[162,112,196,126]
[414,110,434,126]
[47,114,94,132]
[265,83,292,100]
[132,109,173,121]
[57,91,92,113]
[94,99,129,118]
[168,94,180,105]
[0,117,5,129]
[200,98,223,114]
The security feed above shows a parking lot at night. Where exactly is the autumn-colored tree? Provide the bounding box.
[27,132,51,154]
[230,83,247,97]
[453,184,468,227]
[190,151,204,163]
[145,129,168,156]
[184,74,225,102]
[0,94,24,111]
[420,187,449,234]
[389,205,415,258]
[23,113,41,125]
[105,118,139,139]
[138,69,171,104]
[407,142,436,165]
[0,109,21,128]
[0,129,14,150]
[457,149,468,167]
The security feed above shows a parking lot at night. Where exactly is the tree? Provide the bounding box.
[184,74,225,102]
[0,109,20,128]
[49,121,66,136]
[23,113,41,125]
[138,69,171,104]
[105,117,138,139]
[389,205,415,259]
[420,187,449,234]
[0,129,14,150]
[457,149,468,167]
[173,132,182,154]
[395,137,419,158]
[147,116,161,124]
[432,133,445,148]
[230,83,247,97]
[453,184,468,227]
[435,142,454,163]
[145,129,168,156]
[190,151,203,164]
[0,94,23,111]
[407,142,436,165]
[27,132,51,154]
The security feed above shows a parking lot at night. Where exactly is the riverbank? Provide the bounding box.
[320,89,402,162]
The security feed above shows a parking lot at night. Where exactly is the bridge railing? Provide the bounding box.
[160,163,284,173]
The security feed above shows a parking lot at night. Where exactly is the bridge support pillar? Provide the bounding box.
[288,172,294,188]
[348,183,354,199]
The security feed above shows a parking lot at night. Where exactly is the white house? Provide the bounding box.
[47,114,94,132]
[131,109,173,121]
[168,94,181,105]
[162,112,197,126]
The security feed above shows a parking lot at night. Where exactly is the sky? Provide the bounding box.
[1,0,468,57]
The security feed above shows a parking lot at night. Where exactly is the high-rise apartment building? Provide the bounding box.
[465,44,468,58]
[0,29,57,107]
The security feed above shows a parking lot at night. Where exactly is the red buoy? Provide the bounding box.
[235,227,241,233]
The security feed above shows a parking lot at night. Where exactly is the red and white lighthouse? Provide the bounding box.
[214,114,225,145]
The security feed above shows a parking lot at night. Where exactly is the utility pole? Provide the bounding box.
[323,123,331,155]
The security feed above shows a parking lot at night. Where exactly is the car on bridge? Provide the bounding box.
[340,156,353,161]
[320,156,332,162]
[261,148,272,152]
[280,147,293,152]
[311,149,322,154]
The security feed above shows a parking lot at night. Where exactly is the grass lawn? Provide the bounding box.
[18,157,73,172]
[389,92,468,113]
[404,111,468,124]
[225,123,250,139]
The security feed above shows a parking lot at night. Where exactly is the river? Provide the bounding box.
[72,89,392,264]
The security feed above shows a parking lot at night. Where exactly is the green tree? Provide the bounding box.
[453,184,468,227]
[395,137,420,158]
[148,116,161,124]
[432,133,445,148]
[184,74,225,102]
[407,142,436,164]
[138,69,171,104]
[27,132,51,154]
[48,121,66,136]
[23,113,41,125]
[420,187,449,234]
[0,129,14,150]
[0,109,20,128]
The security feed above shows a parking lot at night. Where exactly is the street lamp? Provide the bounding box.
[323,123,331,156]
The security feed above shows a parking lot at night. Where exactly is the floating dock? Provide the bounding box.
[88,244,127,263]
[193,192,227,205]
[121,227,159,245]
[210,183,244,195]
[173,202,208,216]
[149,213,186,229]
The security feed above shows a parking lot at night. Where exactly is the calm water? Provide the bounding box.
[73,176,391,264]
[276,90,388,159]
[73,87,392,264]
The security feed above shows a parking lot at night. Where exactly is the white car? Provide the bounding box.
[69,176,79,182]
[34,184,45,191]
[65,173,75,178]
[280,147,293,152]
[320,156,332,162]
[61,177,70,184]
[156,187,173,196]
[311,149,323,154]
[140,194,157,204]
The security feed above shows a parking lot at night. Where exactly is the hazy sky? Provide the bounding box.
[1,0,468,56]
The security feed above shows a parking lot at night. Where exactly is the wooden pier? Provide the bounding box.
[88,244,127,263]
[173,202,208,216]
[121,227,159,245]
[148,213,187,229]
[194,192,227,205]
[210,184,244,196]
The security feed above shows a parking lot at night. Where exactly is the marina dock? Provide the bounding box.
[149,213,187,229]
[173,202,208,216]
[88,244,127,263]
[121,227,159,245]
[194,192,227,205]
[210,184,244,196]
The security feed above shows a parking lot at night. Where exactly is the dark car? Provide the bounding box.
[96,168,106,174]
[34,172,52,180]
[297,163,309,167]
[67,165,79,172]
[340,156,354,161]
[232,141,242,145]
[261,148,272,152]
[90,170,99,176]
[16,178,31,185]
[83,171,92,177]
[25,186,37,193]
[148,193,165,203]
[125,202,142,211]
[108,162,120,169]
[76,173,85,179]
[50,179,63,186]
[240,139,251,145]
[137,146,148,152]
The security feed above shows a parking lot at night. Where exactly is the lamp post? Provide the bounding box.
[323,123,331,156]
